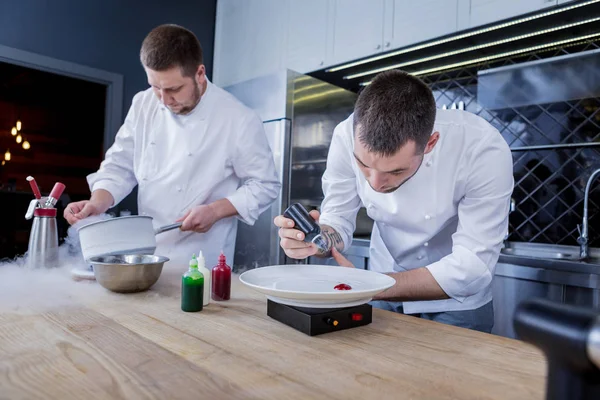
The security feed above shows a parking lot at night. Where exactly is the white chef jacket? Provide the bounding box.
[318,109,514,314]
[86,79,281,270]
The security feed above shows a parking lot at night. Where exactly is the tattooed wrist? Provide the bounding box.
[315,225,344,258]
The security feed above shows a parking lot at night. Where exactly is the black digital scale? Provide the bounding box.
[267,299,373,336]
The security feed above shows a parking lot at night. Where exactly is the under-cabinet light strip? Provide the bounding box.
[359,32,600,86]
[326,0,600,73]
[345,17,600,80]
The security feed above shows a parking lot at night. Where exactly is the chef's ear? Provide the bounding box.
[195,64,206,85]
[424,132,440,154]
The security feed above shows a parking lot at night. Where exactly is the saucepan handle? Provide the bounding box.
[154,222,183,235]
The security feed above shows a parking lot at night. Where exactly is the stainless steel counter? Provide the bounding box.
[331,238,600,339]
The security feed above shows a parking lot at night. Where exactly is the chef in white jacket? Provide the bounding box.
[275,70,513,333]
[65,24,280,268]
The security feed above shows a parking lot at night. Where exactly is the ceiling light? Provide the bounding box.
[16,120,21,131]
[16,134,22,144]
[11,127,17,136]
[23,141,30,150]
[4,150,11,161]
[359,32,600,86]
[327,0,600,73]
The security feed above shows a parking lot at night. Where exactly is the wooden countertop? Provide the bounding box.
[0,267,547,399]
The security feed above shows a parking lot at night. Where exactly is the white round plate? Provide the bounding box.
[239,264,395,307]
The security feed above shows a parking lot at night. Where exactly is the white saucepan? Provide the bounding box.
[77,215,182,261]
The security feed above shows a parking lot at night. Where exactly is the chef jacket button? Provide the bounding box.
[417,255,424,260]
[425,214,431,220]
[176,186,182,192]
[424,242,429,247]
[142,177,148,181]
[187,152,193,156]
[426,161,432,167]
[150,141,156,145]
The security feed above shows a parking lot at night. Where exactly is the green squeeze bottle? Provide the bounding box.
[181,254,204,312]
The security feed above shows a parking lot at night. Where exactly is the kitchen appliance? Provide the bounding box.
[267,300,372,336]
[88,254,169,293]
[24,180,66,268]
[223,69,357,270]
[514,297,600,400]
[240,264,391,335]
[77,215,181,261]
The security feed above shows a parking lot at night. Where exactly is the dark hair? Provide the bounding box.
[354,70,436,156]
[140,24,203,77]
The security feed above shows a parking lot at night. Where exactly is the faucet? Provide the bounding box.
[577,168,600,260]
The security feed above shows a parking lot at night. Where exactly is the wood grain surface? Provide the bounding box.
[0,268,547,400]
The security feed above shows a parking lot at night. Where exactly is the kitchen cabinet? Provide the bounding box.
[213,0,287,87]
[286,0,393,72]
[213,0,567,88]
[390,0,459,49]
[285,0,331,73]
[493,262,600,339]
[469,0,558,29]
[329,0,386,66]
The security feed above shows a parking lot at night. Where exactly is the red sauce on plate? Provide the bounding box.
[334,283,352,290]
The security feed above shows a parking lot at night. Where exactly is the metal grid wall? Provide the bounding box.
[423,40,600,247]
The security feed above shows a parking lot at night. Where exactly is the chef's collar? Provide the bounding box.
[423,141,434,167]
[423,130,441,167]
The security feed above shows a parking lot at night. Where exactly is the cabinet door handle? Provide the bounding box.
[385,41,391,48]
[376,44,381,50]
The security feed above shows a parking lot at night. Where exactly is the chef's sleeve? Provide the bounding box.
[318,120,362,252]
[226,112,281,225]
[86,93,140,206]
[426,132,514,302]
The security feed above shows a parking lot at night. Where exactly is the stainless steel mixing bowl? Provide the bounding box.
[89,254,170,293]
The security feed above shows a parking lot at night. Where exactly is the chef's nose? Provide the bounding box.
[158,91,174,106]
[370,172,387,191]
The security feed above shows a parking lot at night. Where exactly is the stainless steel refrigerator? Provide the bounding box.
[224,69,357,271]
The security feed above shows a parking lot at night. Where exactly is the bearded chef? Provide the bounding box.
[275,70,514,333]
[64,24,281,268]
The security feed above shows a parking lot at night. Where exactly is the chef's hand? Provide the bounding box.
[64,189,114,225]
[65,201,99,225]
[331,248,355,268]
[178,204,218,233]
[273,210,321,259]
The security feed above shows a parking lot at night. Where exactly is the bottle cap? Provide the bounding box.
[283,203,319,236]
[197,251,206,269]
[189,253,198,269]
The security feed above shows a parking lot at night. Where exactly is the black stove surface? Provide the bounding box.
[267,299,372,336]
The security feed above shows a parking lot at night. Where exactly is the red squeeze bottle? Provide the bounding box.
[211,251,231,301]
